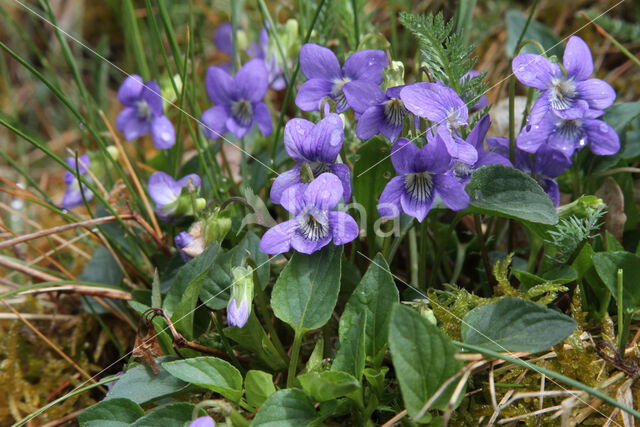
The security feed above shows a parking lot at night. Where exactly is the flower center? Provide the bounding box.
[452,161,472,179]
[404,172,433,202]
[231,100,253,126]
[383,98,408,127]
[331,77,351,111]
[136,100,153,121]
[550,77,576,110]
[446,108,462,131]
[297,209,329,241]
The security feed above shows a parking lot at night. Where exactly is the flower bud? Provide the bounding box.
[175,221,206,260]
[557,195,605,219]
[383,60,405,88]
[227,266,254,328]
[204,213,232,244]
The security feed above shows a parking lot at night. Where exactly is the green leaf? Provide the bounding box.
[105,357,188,404]
[163,244,220,339]
[352,137,395,254]
[79,246,123,286]
[505,10,562,58]
[162,356,243,401]
[513,265,577,292]
[251,389,318,426]
[340,253,399,360]
[467,165,559,225]
[131,402,196,427]
[271,245,342,333]
[461,297,577,352]
[593,251,640,311]
[77,398,144,426]
[389,305,463,416]
[245,370,276,408]
[332,310,366,380]
[297,371,360,402]
[224,313,288,371]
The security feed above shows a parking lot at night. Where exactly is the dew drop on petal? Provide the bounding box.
[599,123,609,133]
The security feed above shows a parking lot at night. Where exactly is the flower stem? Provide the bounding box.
[253,273,289,365]
[287,330,304,388]
[408,227,419,289]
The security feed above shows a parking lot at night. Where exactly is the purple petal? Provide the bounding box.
[390,138,423,174]
[176,173,201,189]
[329,163,352,202]
[512,54,560,90]
[151,116,175,149]
[342,49,388,84]
[148,171,180,206]
[554,99,589,121]
[226,115,252,139]
[284,118,315,162]
[291,232,331,254]
[175,232,195,262]
[422,132,455,173]
[400,82,468,125]
[528,94,551,125]
[584,119,620,156]
[356,105,386,140]
[66,154,90,174]
[516,117,555,153]
[541,178,560,206]
[61,182,92,210]
[270,166,302,205]
[280,183,306,215]
[310,114,344,163]
[299,44,341,80]
[235,58,269,102]
[215,23,234,56]
[563,36,593,81]
[253,102,272,136]
[378,176,404,219]
[437,128,477,164]
[142,81,164,116]
[205,66,234,105]
[576,79,616,111]
[475,151,512,168]
[329,211,359,245]
[200,105,229,139]
[400,190,433,223]
[260,219,297,254]
[533,145,572,178]
[547,128,580,158]
[295,78,333,112]
[434,174,470,211]
[303,173,343,210]
[343,80,386,114]
[228,299,250,328]
[116,108,150,141]
[379,116,404,142]
[118,75,144,107]
[466,114,490,149]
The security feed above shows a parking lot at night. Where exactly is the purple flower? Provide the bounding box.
[400,82,478,164]
[449,115,512,185]
[201,59,272,139]
[248,28,287,90]
[189,416,215,427]
[516,113,620,158]
[488,137,571,206]
[378,135,470,222]
[61,154,93,210]
[512,36,616,124]
[148,171,202,221]
[175,231,197,262]
[295,44,388,113]
[215,23,233,56]
[116,75,175,149]
[227,298,249,327]
[270,114,351,205]
[260,173,359,255]
[461,70,488,111]
[344,84,410,141]
[226,266,254,328]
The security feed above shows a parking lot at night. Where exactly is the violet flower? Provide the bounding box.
[378,135,470,222]
[295,43,388,113]
[227,266,254,328]
[270,114,351,205]
[148,171,202,221]
[400,82,478,164]
[214,23,234,74]
[260,173,359,255]
[116,75,175,149]
[449,115,512,185]
[61,154,93,209]
[248,28,287,90]
[201,58,272,139]
[516,112,620,158]
[189,416,215,427]
[344,83,410,141]
[175,231,201,262]
[488,137,571,206]
[512,36,616,124]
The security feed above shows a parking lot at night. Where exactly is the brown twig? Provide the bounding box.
[0,256,62,282]
[99,110,162,238]
[381,409,407,427]
[18,285,132,300]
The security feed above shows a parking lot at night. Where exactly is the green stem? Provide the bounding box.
[122,0,151,79]
[454,340,640,419]
[418,219,429,290]
[253,274,289,364]
[616,268,627,355]
[350,0,360,48]
[408,227,419,289]
[287,330,304,388]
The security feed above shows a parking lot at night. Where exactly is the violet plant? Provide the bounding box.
[3,2,640,426]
